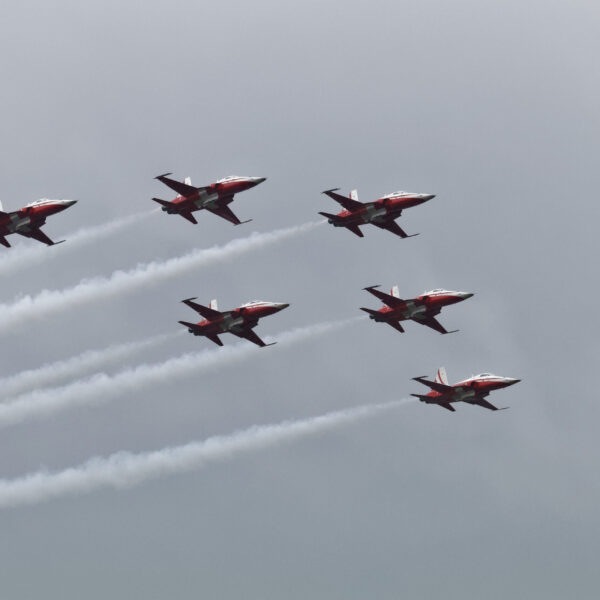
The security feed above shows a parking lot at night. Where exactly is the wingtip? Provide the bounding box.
[155,172,173,179]
[236,219,253,225]
[181,297,198,303]
[322,187,340,194]
[363,284,381,290]
[264,342,277,347]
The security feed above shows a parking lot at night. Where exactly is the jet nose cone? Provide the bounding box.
[424,194,436,201]
[62,199,78,207]
[278,303,290,310]
[459,292,474,300]
[253,177,267,184]
[507,378,521,386]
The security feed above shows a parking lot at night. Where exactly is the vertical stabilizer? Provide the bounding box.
[209,299,218,311]
[184,177,192,186]
[391,285,400,298]
[0,200,3,211]
[436,367,449,385]
[349,189,359,201]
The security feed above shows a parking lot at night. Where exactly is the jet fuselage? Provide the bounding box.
[0,199,77,247]
[192,301,288,336]
[158,175,265,214]
[328,192,434,227]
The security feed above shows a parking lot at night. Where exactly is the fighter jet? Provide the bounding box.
[153,173,266,226]
[361,286,473,335]
[178,297,289,347]
[0,198,77,248]
[411,367,521,412]
[319,188,434,238]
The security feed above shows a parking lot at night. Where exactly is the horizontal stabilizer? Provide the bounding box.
[318,211,339,221]
[152,197,173,208]
[360,307,381,318]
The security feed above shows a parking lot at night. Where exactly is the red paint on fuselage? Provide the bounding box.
[332,194,432,226]
[167,177,264,213]
[0,199,76,245]
[193,302,287,335]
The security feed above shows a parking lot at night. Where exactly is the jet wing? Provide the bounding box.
[16,227,62,246]
[469,397,507,411]
[205,202,251,226]
[346,224,364,237]
[387,320,405,333]
[179,211,198,225]
[412,314,456,335]
[232,327,275,347]
[363,285,405,307]
[412,376,454,394]
[155,173,199,197]
[322,188,364,212]
[182,298,222,320]
[372,219,417,239]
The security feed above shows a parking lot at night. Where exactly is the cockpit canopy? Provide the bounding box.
[216,175,245,183]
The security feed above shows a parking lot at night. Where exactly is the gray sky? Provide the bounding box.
[0,0,599,597]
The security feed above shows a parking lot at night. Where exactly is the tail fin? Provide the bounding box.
[184,177,192,186]
[0,200,3,211]
[209,299,218,311]
[349,189,359,201]
[436,367,449,385]
[391,285,400,298]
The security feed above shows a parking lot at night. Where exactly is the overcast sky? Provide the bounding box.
[0,0,599,598]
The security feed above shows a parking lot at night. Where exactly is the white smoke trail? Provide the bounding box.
[0,331,181,399]
[0,210,156,277]
[0,317,361,429]
[0,398,412,509]
[0,221,322,333]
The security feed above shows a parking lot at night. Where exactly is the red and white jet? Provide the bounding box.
[0,198,77,248]
[361,286,473,335]
[153,174,266,226]
[411,367,521,412]
[178,297,289,347]
[319,188,434,238]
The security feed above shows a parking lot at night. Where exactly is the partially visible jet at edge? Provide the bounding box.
[179,297,289,347]
[153,174,266,226]
[0,198,77,248]
[411,367,521,412]
[319,188,434,238]
[361,285,473,335]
